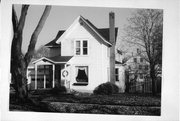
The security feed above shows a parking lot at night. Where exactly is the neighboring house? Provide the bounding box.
[114,48,151,93]
[27,12,120,93]
[125,49,151,93]
[125,49,150,82]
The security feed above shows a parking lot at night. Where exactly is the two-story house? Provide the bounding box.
[27,12,119,92]
[127,49,149,82]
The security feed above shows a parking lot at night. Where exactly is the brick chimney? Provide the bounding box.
[109,12,115,84]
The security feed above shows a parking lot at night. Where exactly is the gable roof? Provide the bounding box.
[48,56,72,63]
[84,18,118,43]
[98,28,118,42]
[45,16,118,47]
[32,56,73,64]
[79,16,112,46]
[45,31,64,47]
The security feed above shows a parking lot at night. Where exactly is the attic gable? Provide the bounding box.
[55,15,118,47]
[79,16,112,46]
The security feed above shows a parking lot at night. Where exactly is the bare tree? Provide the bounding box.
[33,46,50,58]
[11,5,51,101]
[123,9,163,95]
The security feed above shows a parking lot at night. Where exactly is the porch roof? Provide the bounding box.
[32,56,73,64]
[48,56,73,63]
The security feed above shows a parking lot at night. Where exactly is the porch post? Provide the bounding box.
[44,75,46,89]
[52,64,55,88]
[64,64,67,87]
[35,64,37,90]
[44,65,46,89]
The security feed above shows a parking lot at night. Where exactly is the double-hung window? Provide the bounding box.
[76,41,81,55]
[115,68,119,81]
[140,58,143,63]
[75,40,88,55]
[139,65,142,70]
[134,58,137,63]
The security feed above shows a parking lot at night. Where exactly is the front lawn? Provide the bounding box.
[42,93,160,107]
[10,89,161,115]
[45,102,160,115]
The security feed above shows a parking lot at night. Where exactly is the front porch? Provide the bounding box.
[27,56,72,90]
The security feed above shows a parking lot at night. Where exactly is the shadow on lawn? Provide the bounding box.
[9,89,161,115]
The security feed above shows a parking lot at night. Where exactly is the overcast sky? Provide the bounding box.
[14,4,136,53]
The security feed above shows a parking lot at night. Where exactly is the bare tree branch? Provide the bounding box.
[126,40,146,48]
[11,5,29,60]
[12,5,18,32]
[24,5,51,65]
[15,5,29,54]
[17,5,29,33]
[122,9,163,95]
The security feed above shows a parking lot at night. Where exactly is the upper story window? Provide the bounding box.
[139,65,142,70]
[75,40,88,55]
[134,58,137,63]
[144,65,149,70]
[139,74,143,79]
[140,58,143,63]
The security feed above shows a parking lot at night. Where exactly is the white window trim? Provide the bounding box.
[74,39,89,56]
[74,65,89,85]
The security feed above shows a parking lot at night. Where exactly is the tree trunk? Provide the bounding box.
[11,5,51,102]
[150,66,156,95]
[11,57,29,102]
[16,75,28,101]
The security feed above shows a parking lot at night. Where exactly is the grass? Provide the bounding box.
[9,89,161,115]
[45,102,160,115]
[41,92,161,107]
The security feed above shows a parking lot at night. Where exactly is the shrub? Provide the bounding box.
[93,82,119,95]
[50,85,67,95]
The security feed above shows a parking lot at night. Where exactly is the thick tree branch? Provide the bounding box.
[126,40,146,48]
[12,5,29,56]
[12,5,18,32]
[17,5,29,33]
[24,5,51,65]
[11,5,29,63]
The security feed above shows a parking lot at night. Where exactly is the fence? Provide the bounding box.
[129,79,152,93]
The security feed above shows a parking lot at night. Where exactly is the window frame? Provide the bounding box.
[115,68,119,81]
[144,65,149,70]
[74,39,89,56]
[73,66,89,86]
[139,65,142,70]
[140,58,143,63]
[134,58,137,63]
[139,74,143,79]
[75,40,81,55]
